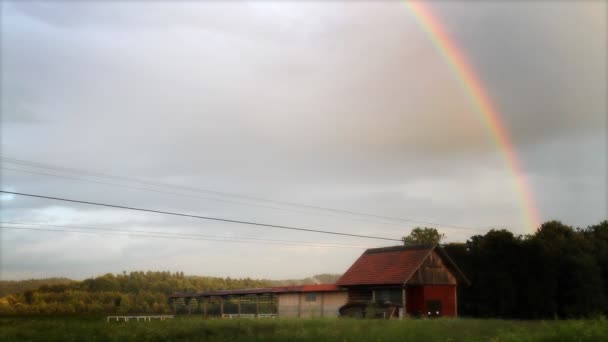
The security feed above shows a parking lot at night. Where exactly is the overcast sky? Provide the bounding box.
[1,1,606,281]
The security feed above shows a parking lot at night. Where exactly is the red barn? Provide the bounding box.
[336,245,470,318]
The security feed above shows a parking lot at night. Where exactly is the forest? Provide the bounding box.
[444,220,608,318]
[0,220,606,319]
[0,278,74,298]
[0,273,339,315]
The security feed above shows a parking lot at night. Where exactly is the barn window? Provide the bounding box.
[373,288,402,304]
[305,293,317,302]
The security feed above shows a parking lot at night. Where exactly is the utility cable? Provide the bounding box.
[1,166,429,231]
[0,157,487,231]
[0,225,372,249]
[0,221,374,248]
[0,191,402,242]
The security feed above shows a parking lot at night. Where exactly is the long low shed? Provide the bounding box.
[169,284,347,318]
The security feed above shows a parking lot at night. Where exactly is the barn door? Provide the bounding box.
[426,300,442,317]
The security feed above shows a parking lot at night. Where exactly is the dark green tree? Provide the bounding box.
[402,227,445,246]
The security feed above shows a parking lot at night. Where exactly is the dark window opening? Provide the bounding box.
[426,300,442,317]
[373,288,402,304]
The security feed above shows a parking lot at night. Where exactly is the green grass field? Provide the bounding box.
[0,316,606,342]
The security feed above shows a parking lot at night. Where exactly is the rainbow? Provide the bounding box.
[405,1,541,232]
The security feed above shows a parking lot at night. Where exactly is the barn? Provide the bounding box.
[169,244,468,318]
[336,245,470,318]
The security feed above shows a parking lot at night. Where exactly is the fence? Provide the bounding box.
[107,315,174,322]
[171,293,278,317]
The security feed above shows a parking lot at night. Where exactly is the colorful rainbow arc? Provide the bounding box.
[405,1,541,232]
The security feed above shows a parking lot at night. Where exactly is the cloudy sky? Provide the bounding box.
[1,1,605,280]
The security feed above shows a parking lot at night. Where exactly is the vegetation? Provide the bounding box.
[0,272,339,315]
[0,316,606,342]
[442,220,608,319]
[402,227,446,246]
[0,278,75,297]
[2,220,607,320]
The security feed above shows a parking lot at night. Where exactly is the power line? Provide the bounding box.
[0,223,372,248]
[0,190,403,242]
[1,166,422,231]
[0,157,487,232]
[0,221,375,248]
[0,225,372,249]
[0,158,431,228]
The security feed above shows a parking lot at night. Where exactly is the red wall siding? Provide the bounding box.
[423,285,456,317]
[405,285,424,316]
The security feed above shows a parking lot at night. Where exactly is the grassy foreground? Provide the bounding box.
[0,316,606,342]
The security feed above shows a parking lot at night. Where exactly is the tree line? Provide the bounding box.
[0,278,74,298]
[404,221,608,318]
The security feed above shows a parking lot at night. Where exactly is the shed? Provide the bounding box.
[169,284,346,318]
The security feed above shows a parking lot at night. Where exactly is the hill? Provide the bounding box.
[0,271,341,315]
[0,278,75,297]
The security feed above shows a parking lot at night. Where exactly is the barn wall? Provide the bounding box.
[405,285,424,316]
[278,292,347,318]
[407,250,457,285]
[347,287,373,302]
[299,293,322,318]
[423,285,456,317]
[278,293,300,317]
[322,292,348,317]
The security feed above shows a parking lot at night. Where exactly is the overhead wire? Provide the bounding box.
[0,191,403,242]
[1,166,427,231]
[0,157,490,232]
[0,221,376,248]
[0,224,373,249]
[0,222,370,248]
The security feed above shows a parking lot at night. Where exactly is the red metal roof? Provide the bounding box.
[170,284,342,299]
[336,245,434,286]
[299,284,341,292]
[169,288,274,298]
[268,284,341,293]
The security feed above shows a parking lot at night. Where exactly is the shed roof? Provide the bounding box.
[266,284,342,294]
[336,245,469,286]
[298,284,342,292]
[169,284,342,299]
[169,288,275,298]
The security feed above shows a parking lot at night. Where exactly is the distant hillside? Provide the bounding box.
[0,278,75,297]
[270,274,341,286]
[0,271,341,315]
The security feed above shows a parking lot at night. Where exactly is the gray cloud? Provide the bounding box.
[1,1,605,280]
[429,1,606,144]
